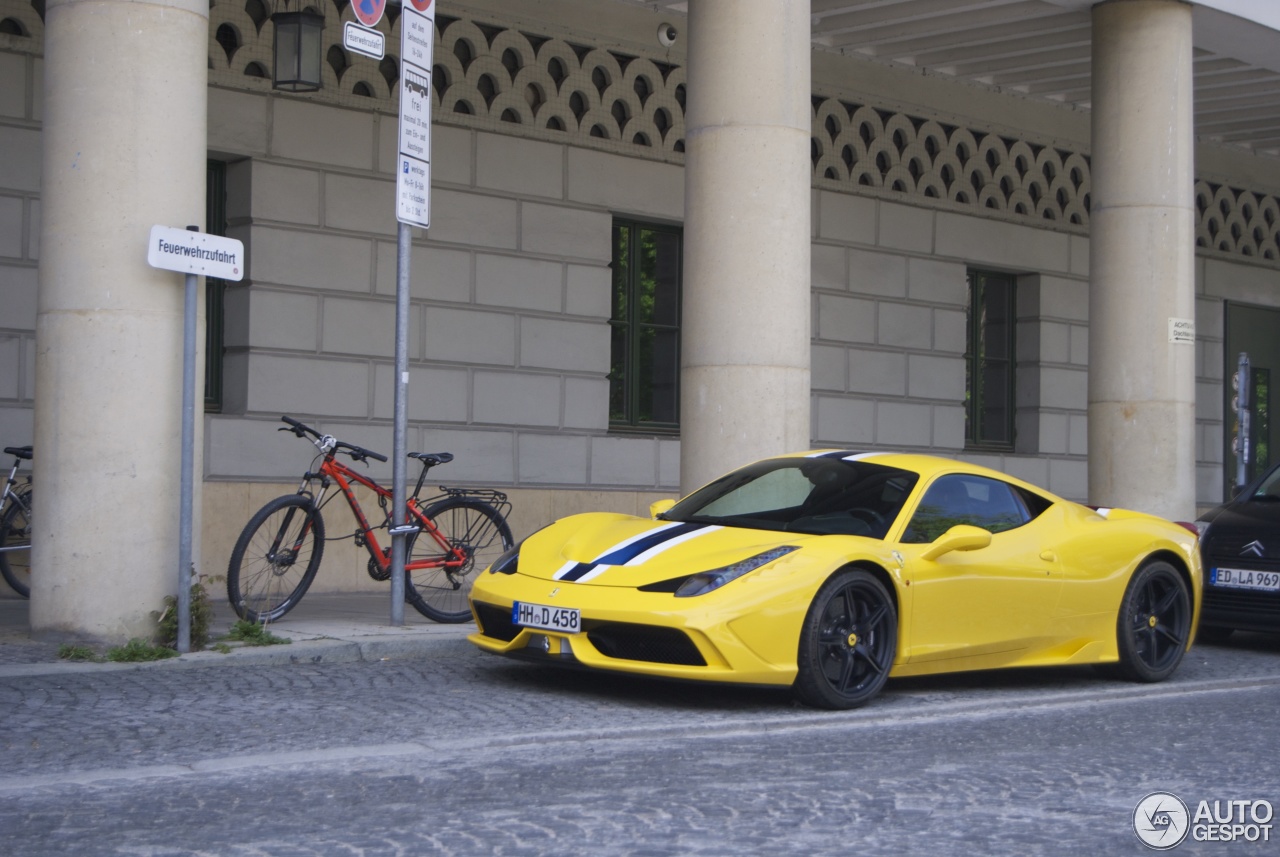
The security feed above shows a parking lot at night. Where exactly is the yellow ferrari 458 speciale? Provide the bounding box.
[468,451,1202,709]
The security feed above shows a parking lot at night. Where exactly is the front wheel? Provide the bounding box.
[405,498,513,623]
[0,489,32,598]
[794,569,897,710]
[227,495,326,623]
[1115,560,1191,682]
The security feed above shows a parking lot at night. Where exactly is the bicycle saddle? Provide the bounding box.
[409,452,454,467]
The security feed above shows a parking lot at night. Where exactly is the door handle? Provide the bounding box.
[1040,550,1057,562]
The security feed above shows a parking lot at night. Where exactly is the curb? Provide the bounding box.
[0,631,474,680]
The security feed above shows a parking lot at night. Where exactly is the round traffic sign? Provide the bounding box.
[353,0,386,28]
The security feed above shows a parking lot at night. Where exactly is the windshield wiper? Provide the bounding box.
[676,514,729,525]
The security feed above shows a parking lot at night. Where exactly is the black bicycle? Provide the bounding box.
[0,445,32,598]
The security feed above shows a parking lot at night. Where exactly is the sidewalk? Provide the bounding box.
[0,592,475,678]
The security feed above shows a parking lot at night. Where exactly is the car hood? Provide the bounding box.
[1199,500,1280,529]
[516,513,825,587]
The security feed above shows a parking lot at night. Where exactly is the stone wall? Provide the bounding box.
[3,0,1280,599]
[0,19,38,448]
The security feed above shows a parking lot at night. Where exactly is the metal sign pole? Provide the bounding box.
[391,0,434,624]
[146,223,244,652]
[389,224,411,626]
[177,225,199,652]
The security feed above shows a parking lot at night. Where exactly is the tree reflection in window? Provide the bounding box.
[902,475,1030,544]
[1254,368,1270,476]
[610,219,681,431]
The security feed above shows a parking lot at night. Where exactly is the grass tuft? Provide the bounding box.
[57,644,100,662]
[105,638,179,662]
[225,620,291,646]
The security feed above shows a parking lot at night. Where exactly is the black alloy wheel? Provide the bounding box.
[794,569,898,710]
[1115,560,1192,682]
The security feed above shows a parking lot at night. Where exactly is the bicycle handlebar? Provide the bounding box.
[278,416,388,463]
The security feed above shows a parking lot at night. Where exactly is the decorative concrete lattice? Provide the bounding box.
[430,17,688,157]
[1196,181,1280,261]
[810,99,1093,225]
[4,0,1280,263]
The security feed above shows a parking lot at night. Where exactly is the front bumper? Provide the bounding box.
[467,571,806,687]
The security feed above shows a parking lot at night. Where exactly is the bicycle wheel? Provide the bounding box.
[227,495,325,622]
[405,498,513,623]
[0,488,32,599]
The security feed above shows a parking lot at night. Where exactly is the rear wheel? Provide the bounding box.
[0,489,31,598]
[227,495,325,623]
[1115,560,1191,682]
[794,569,897,710]
[405,498,513,623]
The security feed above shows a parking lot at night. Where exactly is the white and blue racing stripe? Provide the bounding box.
[552,521,721,583]
[804,450,885,461]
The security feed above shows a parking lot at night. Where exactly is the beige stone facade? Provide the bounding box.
[2,0,1280,623]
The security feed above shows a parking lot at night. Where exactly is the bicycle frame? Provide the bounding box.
[301,453,466,575]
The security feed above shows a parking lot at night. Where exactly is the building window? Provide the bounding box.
[965,269,1016,450]
[609,219,681,432]
[205,160,227,412]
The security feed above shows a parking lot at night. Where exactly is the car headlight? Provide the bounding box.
[1194,520,1211,538]
[674,546,799,597]
[488,541,521,574]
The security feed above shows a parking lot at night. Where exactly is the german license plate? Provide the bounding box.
[512,601,581,633]
[1211,567,1280,592]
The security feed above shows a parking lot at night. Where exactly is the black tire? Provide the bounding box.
[405,498,513,623]
[1115,560,1191,682]
[227,495,325,623]
[794,569,897,710]
[0,488,32,599]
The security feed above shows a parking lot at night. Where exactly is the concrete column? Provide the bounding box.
[681,0,812,494]
[1088,0,1196,520]
[32,0,208,641]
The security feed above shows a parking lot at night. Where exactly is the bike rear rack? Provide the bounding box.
[429,486,512,521]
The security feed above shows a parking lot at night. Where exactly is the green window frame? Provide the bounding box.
[964,269,1016,450]
[205,160,226,412]
[609,219,682,432]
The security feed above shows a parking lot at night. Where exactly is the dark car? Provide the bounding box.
[1196,463,1280,641]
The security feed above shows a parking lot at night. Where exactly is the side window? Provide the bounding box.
[902,475,1030,543]
[965,269,1016,450]
[609,218,682,433]
[205,159,227,412]
[1013,485,1054,522]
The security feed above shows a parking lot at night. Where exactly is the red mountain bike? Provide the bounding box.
[226,416,513,624]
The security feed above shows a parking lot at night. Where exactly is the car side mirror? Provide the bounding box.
[649,498,677,519]
[920,524,992,561]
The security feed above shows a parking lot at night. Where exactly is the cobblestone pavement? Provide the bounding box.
[3,631,1280,855]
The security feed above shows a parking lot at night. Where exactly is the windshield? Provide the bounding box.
[665,457,919,538]
[1251,464,1280,501]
